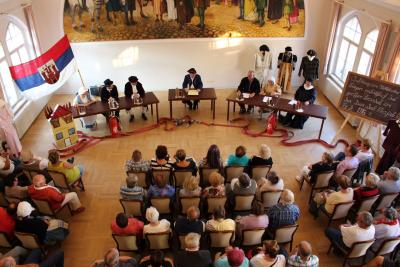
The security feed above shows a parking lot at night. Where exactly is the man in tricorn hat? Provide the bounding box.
[182,68,203,110]
[100,78,119,118]
[124,76,147,122]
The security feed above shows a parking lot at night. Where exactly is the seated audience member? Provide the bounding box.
[324,175,354,214]
[202,172,226,197]
[0,249,64,267]
[373,207,400,247]
[175,206,205,235]
[28,174,85,213]
[248,144,273,167]
[250,240,286,267]
[47,149,84,186]
[4,177,28,200]
[335,139,374,162]
[0,151,27,186]
[236,202,268,238]
[125,149,150,173]
[91,248,137,267]
[143,207,171,234]
[229,173,257,200]
[150,145,173,170]
[206,206,235,231]
[20,150,51,182]
[111,212,144,238]
[179,176,201,197]
[0,246,29,264]
[198,144,224,174]
[139,250,174,267]
[237,70,261,114]
[120,174,145,201]
[226,146,249,167]
[214,246,249,267]
[335,144,360,177]
[295,151,335,184]
[363,256,400,267]
[15,201,69,245]
[256,171,284,201]
[377,167,400,194]
[175,233,212,267]
[173,149,198,176]
[325,211,375,252]
[0,203,17,240]
[147,174,175,200]
[287,241,319,267]
[353,173,380,204]
[261,76,282,96]
[267,189,300,231]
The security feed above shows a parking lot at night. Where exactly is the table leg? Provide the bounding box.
[151,104,154,115]
[156,103,159,123]
[210,100,212,110]
[233,102,236,113]
[169,101,173,119]
[227,100,230,121]
[212,100,216,120]
[318,119,325,139]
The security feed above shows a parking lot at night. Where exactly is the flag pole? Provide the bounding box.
[75,61,86,88]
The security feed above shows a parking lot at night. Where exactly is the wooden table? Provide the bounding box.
[226,92,328,139]
[168,88,217,119]
[71,92,160,123]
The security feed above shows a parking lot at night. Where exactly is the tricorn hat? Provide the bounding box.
[104,79,113,86]
[187,68,197,74]
[128,76,138,83]
[285,46,292,52]
[259,44,270,52]
[307,49,316,56]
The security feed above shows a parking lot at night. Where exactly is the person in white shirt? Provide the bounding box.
[250,240,286,267]
[324,175,354,214]
[205,206,235,232]
[143,207,171,234]
[256,171,284,201]
[355,138,374,162]
[373,207,400,248]
[325,211,375,251]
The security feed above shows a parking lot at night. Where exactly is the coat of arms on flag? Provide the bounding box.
[38,59,60,84]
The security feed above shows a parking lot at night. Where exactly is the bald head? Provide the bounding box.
[104,248,119,267]
[33,174,46,187]
[0,256,16,267]
[187,206,200,221]
[298,241,312,260]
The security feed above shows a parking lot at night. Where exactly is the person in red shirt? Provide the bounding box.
[111,213,144,239]
[28,174,84,213]
[0,203,17,239]
[354,173,380,203]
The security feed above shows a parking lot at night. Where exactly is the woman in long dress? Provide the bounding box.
[267,0,283,22]
[0,99,22,156]
[244,0,257,21]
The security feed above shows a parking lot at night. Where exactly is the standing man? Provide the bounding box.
[254,44,272,87]
[124,76,147,122]
[100,78,119,118]
[237,70,260,114]
[182,68,203,110]
[195,0,209,29]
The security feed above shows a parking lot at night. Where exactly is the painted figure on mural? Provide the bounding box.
[166,0,177,21]
[176,0,194,27]
[0,99,22,157]
[106,0,121,25]
[195,0,209,28]
[121,0,136,25]
[277,46,297,93]
[153,0,163,21]
[282,0,293,30]
[267,0,283,23]
[255,0,266,26]
[244,0,256,21]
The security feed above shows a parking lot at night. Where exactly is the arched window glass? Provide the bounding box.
[357,30,378,75]
[6,23,30,65]
[0,43,19,106]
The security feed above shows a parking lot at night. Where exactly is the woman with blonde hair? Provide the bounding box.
[47,149,83,186]
[179,176,201,197]
[202,172,225,197]
[250,240,286,267]
[261,77,282,96]
[249,144,273,167]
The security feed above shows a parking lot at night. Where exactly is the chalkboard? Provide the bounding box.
[339,72,400,124]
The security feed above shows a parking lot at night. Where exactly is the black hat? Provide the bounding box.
[187,68,197,74]
[104,79,113,86]
[128,76,138,83]
[259,44,270,52]
[285,46,292,52]
[307,49,316,56]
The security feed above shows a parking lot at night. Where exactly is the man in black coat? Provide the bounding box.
[182,68,203,110]
[124,76,147,122]
[237,70,260,114]
[100,78,119,118]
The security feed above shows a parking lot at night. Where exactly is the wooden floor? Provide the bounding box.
[21,89,357,266]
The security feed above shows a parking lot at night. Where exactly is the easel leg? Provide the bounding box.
[332,114,351,143]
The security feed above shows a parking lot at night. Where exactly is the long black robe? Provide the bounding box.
[267,0,283,20]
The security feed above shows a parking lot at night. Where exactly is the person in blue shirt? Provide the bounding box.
[226,146,249,167]
[147,174,175,200]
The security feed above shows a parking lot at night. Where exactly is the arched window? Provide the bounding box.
[357,30,378,75]
[0,42,19,106]
[5,23,30,65]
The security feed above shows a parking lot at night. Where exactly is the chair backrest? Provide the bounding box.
[48,171,69,190]
[376,193,399,210]
[331,201,354,220]
[152,170,172,184]
[251,165,271,181]
[0,232,12,248]
[206,196,227,213]
[145,231,170,250]
[5,196,22,204]
[347,239,375,259]
[180,196,201,214]
[314,171,334,189]
[209,230,234,248]
[178,234,187,250]
[200,167,219,187]
[357,195,380,213]
[261,190,282,209]
[173,171,193,188]
[126,171,148,188]
[150,197,171,214]
[112,234,139,252]
[343,168,358,180]
[0,192,9,207]
[353,158,373,184]
[119,199,143,217]
[14,232,41,249]
[32,198,55,216]
[224,166,245,183]
[241,228,265,246]
[375,237,400,256]
[274,224,298,244]
[234,194,254,211]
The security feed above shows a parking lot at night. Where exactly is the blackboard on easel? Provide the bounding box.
[339,72,400,124]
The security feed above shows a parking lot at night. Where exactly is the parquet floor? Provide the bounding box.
[21,89,358,266]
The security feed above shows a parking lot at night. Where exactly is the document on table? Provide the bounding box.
[263,96,271,103]
[242,93,250,98]
[288,99,297,105]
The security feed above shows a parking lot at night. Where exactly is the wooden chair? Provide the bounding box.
[31,198,72,222]
[199,167,219,187]
[126,171,149,188]
[0,192,9,207]
[224,166,245,184]
[4,195,23,204]
[173,170,193,189]
[240,228,265,247]
[328,239,375,267]
[307,171,335,203]
[177,234,188,250]
[343,168,358,181]
[206,196,227,215]
[150,197,172,216]
[14,232,42,250]
[112,234,140,252]
[0,232,13,249]
[179,196,201,215]
[119,199,144,218]
[250,165,271,182]
[145,231,171,250]
[320,201,354,227]
[260,190,282,211]
[273,224,299,251]
[48,170,85,192]
[346,195,380,223]
[208,230,234,249]
[151,169,172,185]
[373,193,399,213]
[370,237,400,258]
[233,193,254,214]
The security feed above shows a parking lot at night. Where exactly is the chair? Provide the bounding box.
[343,168,358,181]
[4,195,24,204]
[48,170,85,192]
[126,171,149,188]
[373,193,399,213]
[145,231,171,250]
[224,166,245,184]
[250,165,271,182]
[328,239,375,267]
[260,190,282,210]
[352,158,373,185]
[14,232,42,250]
[240,228,265,247]
[208,230,234,249]
[0,232,13,249]
[177,234,188,250]
[273,224,298,251]
[307,171,335,203]
[112,234,140,252]
[206,196,227,214]
[173,170,193,189]
[179,196,201,215]
[320,201,354,227]
[233,194,254,214]
[119,199,144,218]
[199,167,219,187]
[150,197,172,215]
[346,195,380,224]
[370,237,400,257]
[0,192,9,207]
[151,169,172,185]
[31,198,72,222]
